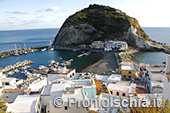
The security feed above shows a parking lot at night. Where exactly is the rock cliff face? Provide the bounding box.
[53,4,153,50]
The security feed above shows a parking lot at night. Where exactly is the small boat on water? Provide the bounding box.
[83,52,90,56]
[14,44,19,56]
[49,60,56,65]
[48,40,54,51]
[73,49,77,51]
[31,49,34,53]
[61,61,71,66]
[41,48,47,51]
[58,57,62,60]
[7,71,15,76]
[78,54,84,57]
[68,59,73,62]
[23,43,27,54]
[38,65,47,70]
[20,65,31,70]
[14,69,19,73]
[49,48,54,51]
[22,70,32,76]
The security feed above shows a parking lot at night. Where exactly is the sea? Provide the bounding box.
[132,27,170,65]
[0,27,170,79]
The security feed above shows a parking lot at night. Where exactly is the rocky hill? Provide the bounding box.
[53,4,168,51]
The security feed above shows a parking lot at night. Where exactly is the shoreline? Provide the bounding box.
[78,52,103,72]
[1,44,170,59]
[82,51,119,74]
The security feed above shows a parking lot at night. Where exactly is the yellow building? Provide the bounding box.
[120,62,135,79]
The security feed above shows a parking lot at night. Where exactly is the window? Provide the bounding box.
[116,92,119,96]
[122,93,126,96]
[64,106,68,110]
[110,91,113,94]
[85,92,88,96]
[5,82,9,85]
[129,76,131,78]
[124,75,126,78]
[129,71,131,74]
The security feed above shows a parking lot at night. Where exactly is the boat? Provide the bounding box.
[14,44,19,56]
[31,49,34,53]
[7,71,15,76]
[78,54,84,57]
[41,48,47,51]
[19,45,22,55]
[68,59,73,62]
[14,69,19,73]
[22,70,32,76]
[73,49,77,51]
[20,65,31,70]
[38,65,47,70]
[49,40,54,51]
[61,61,71,66]
[83,52,90,56]
[58,57,62,60]
[23,43,27,54]
[49,48,54,51]
[49,60,56,64]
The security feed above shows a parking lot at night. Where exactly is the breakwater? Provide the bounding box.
[0,46,48,58]
[0,60,33,73]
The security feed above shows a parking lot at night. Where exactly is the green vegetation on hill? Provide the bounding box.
[63,4,149,41]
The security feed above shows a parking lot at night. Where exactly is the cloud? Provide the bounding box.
[6,10,28,14]
[21,19,46,25]
[35,15,44,18]
[61,9,70,12]
[36,6,59,12]
[45,6,59,11]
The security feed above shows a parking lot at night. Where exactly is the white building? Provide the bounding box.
[95,74,121,83]
[163,55,170,100]
[7,94,41,113]
[41,84,88,113]
[61,79,96,99]
[47,74,64,84]
[140,64,165,94]
[107,83,136,97]
[104,47,112,52]
[56,66,76,79]
[27,77,47,93]
[148,65,165,93]
[95,75,110,82]
[89,93,129,113]
[0,77,17,89]
[107,74,121,83]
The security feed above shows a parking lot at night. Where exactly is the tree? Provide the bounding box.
[0,98,7,113]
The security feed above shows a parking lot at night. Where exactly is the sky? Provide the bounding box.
[0,0,170,30]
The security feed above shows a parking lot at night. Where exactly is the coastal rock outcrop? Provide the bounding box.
[53,4,163,50]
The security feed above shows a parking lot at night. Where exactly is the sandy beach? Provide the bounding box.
[82,52,119,74]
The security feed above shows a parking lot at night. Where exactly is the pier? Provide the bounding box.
[0,46,49,59]
[0,60,33,73]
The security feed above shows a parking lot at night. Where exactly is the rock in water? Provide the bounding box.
[53,4,152,50]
